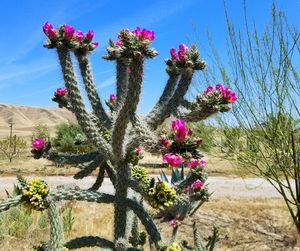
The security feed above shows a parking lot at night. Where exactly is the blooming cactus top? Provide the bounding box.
[42,22,98,52]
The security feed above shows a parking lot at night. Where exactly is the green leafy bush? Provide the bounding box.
[53,122,95,153]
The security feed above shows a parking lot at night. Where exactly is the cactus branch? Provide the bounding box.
[65,236,115,249]
[147,67,194,130]
[48,201,65,251]
[0,195,22,212]
[75,52,111,127]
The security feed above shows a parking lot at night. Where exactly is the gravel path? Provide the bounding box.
[0,175,286,199]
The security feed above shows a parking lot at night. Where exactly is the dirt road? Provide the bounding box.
[0,175,284,198]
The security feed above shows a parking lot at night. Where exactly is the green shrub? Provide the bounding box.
[53,122,95,153]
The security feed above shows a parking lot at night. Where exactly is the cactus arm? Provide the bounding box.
[193,221,205,251]
[0,195,22,212]
[75,52,111,128]
[89,166,106,190]
[177,107,219,123]
[112,56,144,160]
[116,59,130,109]
[65,236,115,250]
[146,68,180,126]
[47,151,99,166]
[56,47,111,156]
[48,201,65,251]
[146,67,194,130]
[104,163,117,186]
[125,117,160,155]
[169,225,179,245]
[73,155,103,179]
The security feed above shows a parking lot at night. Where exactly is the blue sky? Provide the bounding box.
[0,0,300,114]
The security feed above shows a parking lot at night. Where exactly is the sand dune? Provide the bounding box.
[0,103,76,137]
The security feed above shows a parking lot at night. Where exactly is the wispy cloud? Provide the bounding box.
[97,76,115,89]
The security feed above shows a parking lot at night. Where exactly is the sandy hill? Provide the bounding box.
[0,104,76,137]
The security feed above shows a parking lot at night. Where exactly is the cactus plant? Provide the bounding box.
[0,23,237,250]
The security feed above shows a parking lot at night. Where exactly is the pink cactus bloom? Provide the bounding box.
[192,180,204,189]
[187,159,206,168]
[170,48,178,61]
[187,128,193,136]
[75,30,84,42]
[86,30,94,41]
[178,43,188,60]
[163,153,182,167]
[55,87,67,96]
[32,137,46,150]
[135,146,143,154]
[171,119,187,142]
[43,22,57,39]
[199,159,207,167]
[63,24,75,40]
[141,28,154,41]
[160,135,170,148]
[221,87,237,103]
[92,41,99,48]
[187,159,201,168]
[133,27,142,38]
[109,94,116,102]
[116,38,122,46]
[204,86,214,95]
[168,218,177,226]
[216,83,224,92]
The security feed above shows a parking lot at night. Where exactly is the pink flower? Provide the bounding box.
[32,137,46,150]
[187,159,200,168]
[92,41,99,48]
[133,27,154,41]
[110,94,116,102]
[135,146,143,154]
[63,24,75,40]
[171,119,187,142]
[116,38,122,46]
[216,83,224,92]
[160,135,170,148]
[86,30,94,42]
[221,87,237,103]
[187,159,206,168]
[168,218,177,226]
[133,27,142,38]
[43,22,57,39]
[75,30,84,42]
[192,180,203,189]
[187,128,193,136]
[204,86,214,95]
[199,160,207,167]
[178,43,188,60]
[55,87,67,96]
[170,48,178,61]
[141,28,154,41]
[163,153,182,167]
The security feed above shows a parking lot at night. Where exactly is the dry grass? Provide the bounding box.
[0,197,297,250]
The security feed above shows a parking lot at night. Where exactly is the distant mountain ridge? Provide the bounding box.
[0,104,76,137]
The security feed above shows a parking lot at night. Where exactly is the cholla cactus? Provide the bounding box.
[0,22,237,250]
